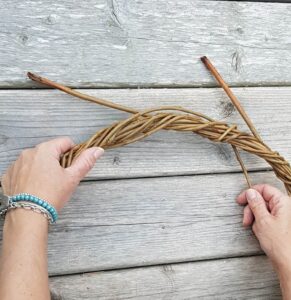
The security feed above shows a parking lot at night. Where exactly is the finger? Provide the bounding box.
[246,189,270,221]
[237,184,285,205]
[36,137,75,159]
[237,189,249,205]
[269,195,286,217]
[252,222,258,236]
[66,147,104,181]
[243,205,254,227]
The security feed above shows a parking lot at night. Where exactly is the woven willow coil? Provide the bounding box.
[60,106,291,194]
[27,57,291,196]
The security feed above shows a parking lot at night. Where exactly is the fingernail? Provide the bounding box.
[93,147,104,159]
[246,189,257,201]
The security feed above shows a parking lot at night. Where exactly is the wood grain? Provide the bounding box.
[49,256,281,299]
[0,171,284,275]
[0,87,290,180]
[1,1,291,87]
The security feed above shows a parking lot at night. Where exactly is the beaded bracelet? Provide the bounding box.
[8,201,54,223]
[0,193,58,223]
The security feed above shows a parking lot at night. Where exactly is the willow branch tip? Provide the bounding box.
[27,72,137,114]
[200,56,264,144]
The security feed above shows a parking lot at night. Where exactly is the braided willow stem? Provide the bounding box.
[58,106,291,195]
[27,72,291,196]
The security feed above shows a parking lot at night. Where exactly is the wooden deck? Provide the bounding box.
[1,1,291,299]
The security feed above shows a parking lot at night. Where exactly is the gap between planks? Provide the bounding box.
[82,168,274,183]
[4,83,291,90]
[48,252,266,279]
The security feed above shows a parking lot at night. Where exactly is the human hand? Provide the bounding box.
[1,137,104,212]
[237,184,291,275]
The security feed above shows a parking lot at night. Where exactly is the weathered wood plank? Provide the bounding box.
[215,0,290,2]
[0,87,290,179]
[1,1,291,87]
[49,256,281,299]
[1,171,284,275]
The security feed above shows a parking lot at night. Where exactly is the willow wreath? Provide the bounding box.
[27,57,291,196]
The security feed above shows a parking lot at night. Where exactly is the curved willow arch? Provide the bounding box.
[27,69,291,196]
[58,106,291,195]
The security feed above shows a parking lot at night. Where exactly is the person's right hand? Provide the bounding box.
[237,184,291,276]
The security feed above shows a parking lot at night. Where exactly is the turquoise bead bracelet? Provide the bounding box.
[9,193,58,223]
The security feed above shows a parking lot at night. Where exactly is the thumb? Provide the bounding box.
[67,147,104,181]
[246,189,270,221]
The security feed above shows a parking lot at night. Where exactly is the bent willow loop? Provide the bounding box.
[61,106,291,194]
[27,58,291,196]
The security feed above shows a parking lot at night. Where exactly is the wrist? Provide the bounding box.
[0,208,50,300]
[274,260,291,286]
[271,250,291,278]
[278,265,291,279]
[277,266,291,299]
[3,209,49,236]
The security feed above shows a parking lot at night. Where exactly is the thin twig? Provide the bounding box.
[232,145,251,188]
[200,56,253,188]
[27,73,215,122]
[27,72,137,114]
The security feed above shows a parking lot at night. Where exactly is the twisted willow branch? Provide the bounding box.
[27,60,291,196]
[57,106,290,195]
